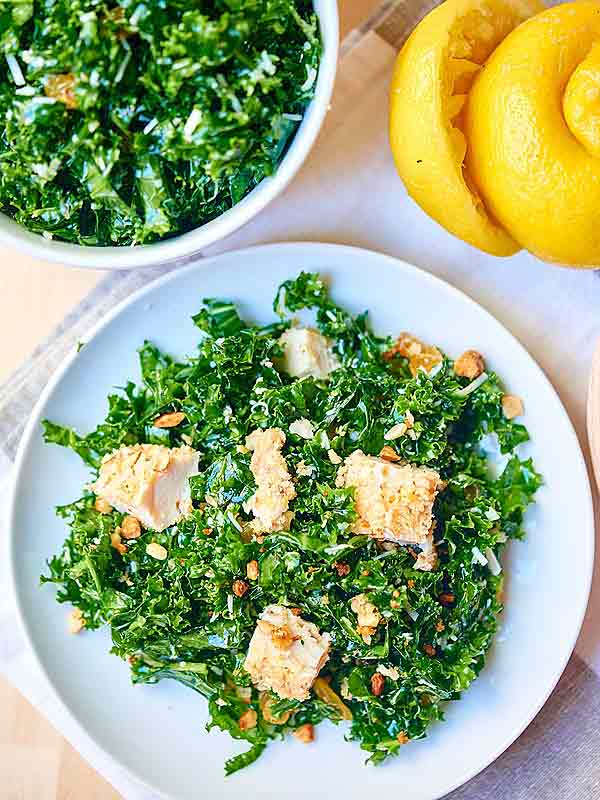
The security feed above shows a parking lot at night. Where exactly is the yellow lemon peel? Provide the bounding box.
[391,0,600,267]
[465,1,600,266]
[390,0,543,257]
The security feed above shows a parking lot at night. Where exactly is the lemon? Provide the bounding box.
[389,0,542,257]
[465,1,600,267]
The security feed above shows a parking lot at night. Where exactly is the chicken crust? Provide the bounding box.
[244,428,296,533]
[91,443,199,532]
[337,450,443,571]
[244,605,331,701]
[336,450,442,544]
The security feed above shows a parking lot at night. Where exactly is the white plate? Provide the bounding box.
[9,243,593,800]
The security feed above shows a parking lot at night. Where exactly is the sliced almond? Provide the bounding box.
[293,723,315,743]
[384,423,407,441]
[146,542,167,560]
[121,515,141,539]
[327,449,342,465]
[110,530,127,555]
[502,394,524,419]
[94,496,112,514]
[153,411,186,429]
[68,608,85,634]
[379,445,401,462]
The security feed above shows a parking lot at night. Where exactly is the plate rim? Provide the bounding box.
[7,241,595,799]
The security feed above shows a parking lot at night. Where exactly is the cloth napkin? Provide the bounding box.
[2,1,600,797]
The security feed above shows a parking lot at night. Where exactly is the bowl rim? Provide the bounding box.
[0,2,339,270]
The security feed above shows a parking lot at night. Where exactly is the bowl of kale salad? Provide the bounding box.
[0,1,338,267]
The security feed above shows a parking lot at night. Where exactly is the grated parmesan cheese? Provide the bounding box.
[300,66,317,92]
[456,372,489,397]
[183,108,203,141]
[6,54,25,87]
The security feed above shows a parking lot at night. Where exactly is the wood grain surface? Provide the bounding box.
[0,2,385,798]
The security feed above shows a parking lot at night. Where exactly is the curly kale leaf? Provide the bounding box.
[0,0,321,244]
[41,271,541,774]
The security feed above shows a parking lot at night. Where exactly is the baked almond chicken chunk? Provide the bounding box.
[244,605,331,701]
[91,443,199,532]
[336,450,443,571]
[278,327,339,380]
[243,428,296,533]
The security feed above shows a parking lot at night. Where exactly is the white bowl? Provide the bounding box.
[0,3,338,270]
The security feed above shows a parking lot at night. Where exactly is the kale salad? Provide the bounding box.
[0,0,321,245]
[42,272,541,774]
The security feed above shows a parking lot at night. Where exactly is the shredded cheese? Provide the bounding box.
[183,108,203,141]
[456,372,489,397]
[6,54,25,86]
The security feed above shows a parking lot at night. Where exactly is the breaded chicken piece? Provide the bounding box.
[244,428,296,533]
[91,443,199,532]
[279,328,339,380]
[336,450,443,571]
[244,605,331,700]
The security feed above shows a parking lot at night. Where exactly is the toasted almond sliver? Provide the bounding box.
[246,560,259,580]
[146,542,167,560]
[327,449,342,465]
[94,496,113,514]
[68,608,85,634]
[502,394,524,419]
[121,515,142,539]
[379,445,401,462]
[294,723,315,743]
[384,423,407,441]
[111,530,127,555]
[153,411,186,429]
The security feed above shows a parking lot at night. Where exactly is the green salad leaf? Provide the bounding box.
[0,0,321,245]
[41,272,541,772]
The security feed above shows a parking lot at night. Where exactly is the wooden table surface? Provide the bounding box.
[0,2,384,798]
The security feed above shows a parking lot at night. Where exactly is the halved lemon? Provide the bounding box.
[465,1,600,266]
[389,0,542,257]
